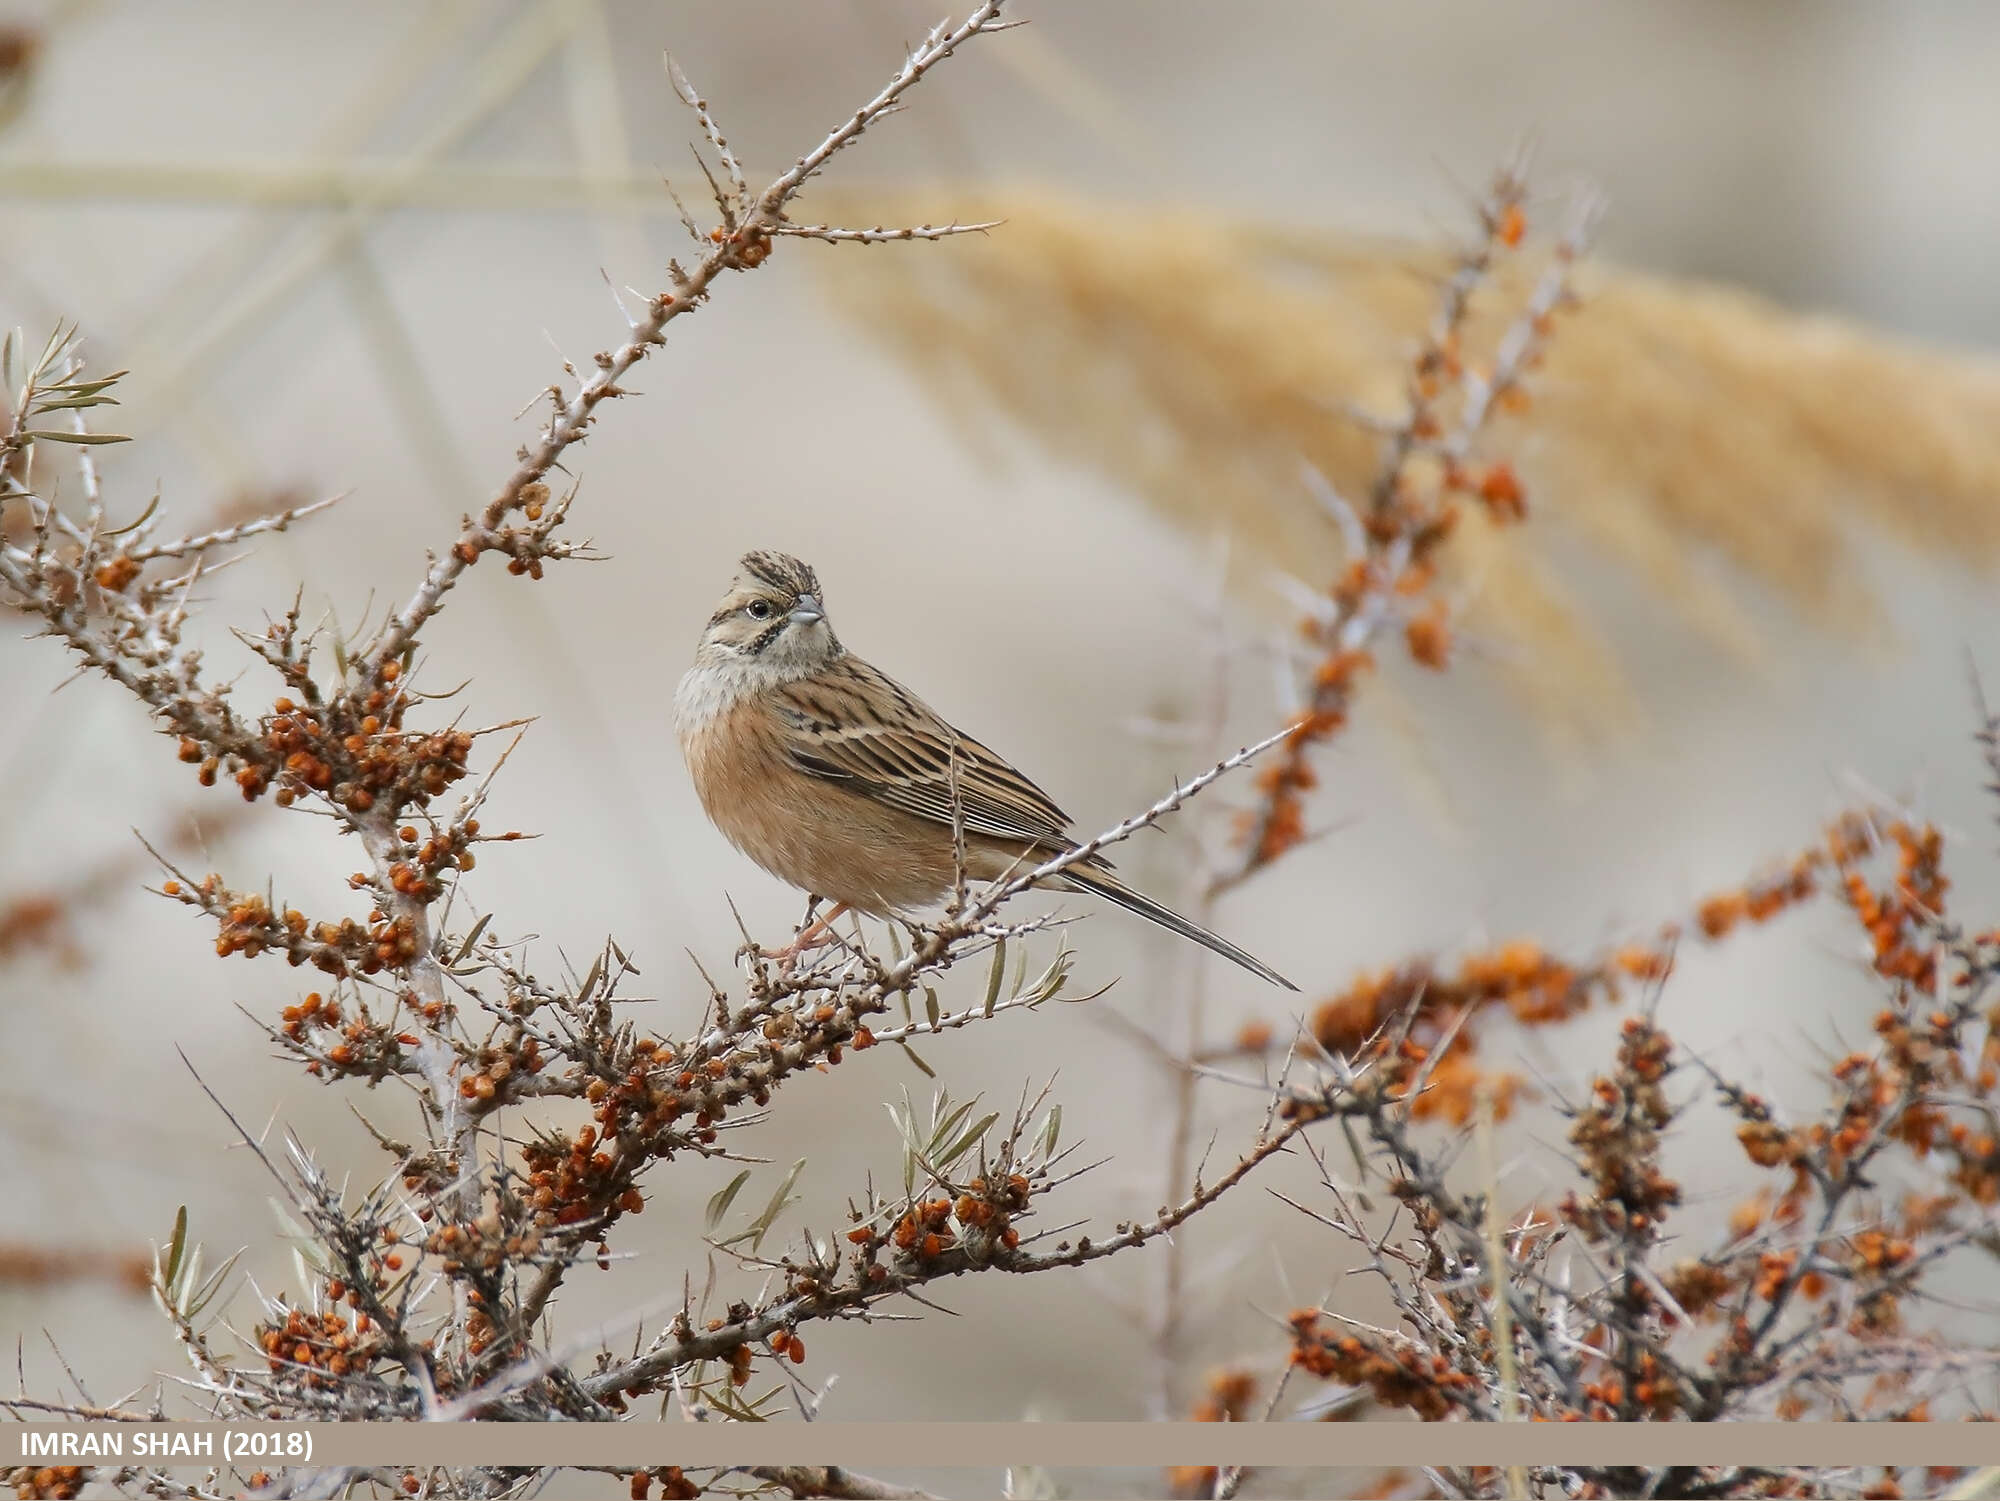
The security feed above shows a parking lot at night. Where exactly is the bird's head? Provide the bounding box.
[693,550,842,678]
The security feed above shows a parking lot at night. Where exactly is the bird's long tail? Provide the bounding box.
[1059,863,1297,990]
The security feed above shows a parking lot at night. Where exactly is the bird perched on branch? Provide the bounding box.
[675,550,1295,988]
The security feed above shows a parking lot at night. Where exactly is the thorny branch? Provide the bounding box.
[362,0,1014,675]
[1215,161,1602,896]
[1181,808,2000,1501]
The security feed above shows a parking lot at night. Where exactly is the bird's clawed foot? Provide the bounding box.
[757,900,852,970]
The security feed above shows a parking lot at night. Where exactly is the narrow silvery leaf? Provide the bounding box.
[938,1112,999,1172]
[884,1100,922,1159]
[163,1205,189,1290]
[983,936,1006,1017]
[101,493,159,537]
[705,1169,752,1231]
[31,393,121,410]
[190,1249,243,1318]
[22,428,130,445]
[928,1098,977,1159]
[749,1158,806,1252]
[1037,1105,1062,1162]
[452,912,493,963]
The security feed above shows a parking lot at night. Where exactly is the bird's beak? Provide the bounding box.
[788,594,824,626]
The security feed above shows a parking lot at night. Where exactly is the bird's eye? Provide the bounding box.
[746,599,773,620]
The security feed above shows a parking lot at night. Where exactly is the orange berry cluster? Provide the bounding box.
[1769,983,1985,1205]
[1677,812,1920,957]
[1460,941,1604,1027]
[1944,1115,2000,1206]
[169,878,341,974]
[426,1209,543,1282]
[520,1123,641,1232]
[850,1174,1033,1269]
[1403,599,1452,670]
[1661,1258,1736,1322]
[1242,648,1372,865]
[454,1030,546,1108]
[254,687,471,817]
[6,1467,85,1500]
[167,647,473,824]
[1191,1366,1257,1424]
[1287,1309,1476,1421]
[277,990,402,1078]
[461,1301,501,1359]
[950,1172,1030,1244]
[1735,1114,1801,1171]
[167,867,426,979]
[1559,1018,1680,1250]
[92,552,141,593]
[1309,939,1609,1062]
[386,818,482,904]
[717,1340,754,1388]
[1296,941,1615,1125]
[449,480,565,577]
[1407,1048,1524,1127]
[254,1298,382,1385]
[1465,457,1528,521]
[1276,1032,1421,1127]
[628,1003,882,1162]
[1751,1248,1797,1304]
[494,1006,888,1278]
[1833,819,1946,986]
[708,221,772,269]
[1260,825,1867,1131]
[1686,819,1990,1400]
[629,1466,699,1500]
[890,1197,957,1260]
[1849,1229,1914,1279]
[209,887,281,959]
[1576,1349,1680,1420]
[1166,1367,1260,1497]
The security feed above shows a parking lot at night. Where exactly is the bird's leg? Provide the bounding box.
[762,900,852,965]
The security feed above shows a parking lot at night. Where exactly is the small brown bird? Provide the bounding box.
[674,550,1295,988]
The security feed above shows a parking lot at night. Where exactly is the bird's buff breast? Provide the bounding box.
[676,667,959,916]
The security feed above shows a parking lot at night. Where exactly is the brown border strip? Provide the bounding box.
[9,1421,2000,1469]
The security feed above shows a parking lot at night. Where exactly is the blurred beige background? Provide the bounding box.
[3,0,2000,1487]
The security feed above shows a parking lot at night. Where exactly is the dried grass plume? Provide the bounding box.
[818,188,2000,736]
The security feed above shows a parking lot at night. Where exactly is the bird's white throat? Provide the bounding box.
[674,656,792,738]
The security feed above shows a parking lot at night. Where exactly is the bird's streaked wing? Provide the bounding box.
[770,658,1079,852]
